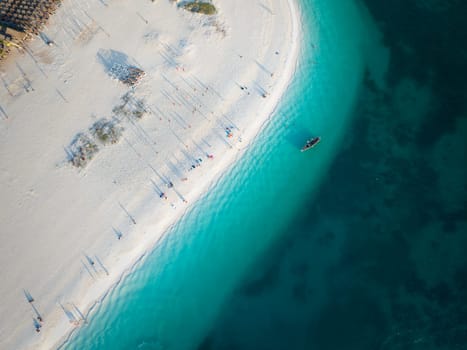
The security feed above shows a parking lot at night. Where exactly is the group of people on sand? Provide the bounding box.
[190,157,204,170]
[157,152,214,205]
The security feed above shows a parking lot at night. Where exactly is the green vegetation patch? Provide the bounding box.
[183,1,216,15]
[90,119,123,145]
[113,92,148,120]
[67,91,150,169]
[69,133,99,168]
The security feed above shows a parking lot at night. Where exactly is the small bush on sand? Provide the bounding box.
[132,110,145,119]
[69,133,99,168]
[183,1,216,15]
[113,92,148,120]
[90,119,123,145]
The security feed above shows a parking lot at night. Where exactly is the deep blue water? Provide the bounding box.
[65,0,467,349]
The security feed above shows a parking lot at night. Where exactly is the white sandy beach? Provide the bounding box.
[0,0,300,348]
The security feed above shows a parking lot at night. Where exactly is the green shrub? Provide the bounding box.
[113,93,147,120]
[69,133,99,168]
[183,1,216,15]
[90,119,123,145]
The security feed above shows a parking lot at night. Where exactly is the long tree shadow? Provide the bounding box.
[23,289,34,303]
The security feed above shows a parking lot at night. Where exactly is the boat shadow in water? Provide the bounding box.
[286,127,317,150]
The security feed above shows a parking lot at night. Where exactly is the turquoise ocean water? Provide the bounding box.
[64,0,383,349]
[199,1,467,349]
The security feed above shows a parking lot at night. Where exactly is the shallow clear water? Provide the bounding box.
[62,0,467,349]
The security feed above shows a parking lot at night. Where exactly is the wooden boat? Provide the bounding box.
[301,136,321,152]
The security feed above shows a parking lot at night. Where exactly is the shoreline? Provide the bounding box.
[60,0,302,347]
[0,0,302,349]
